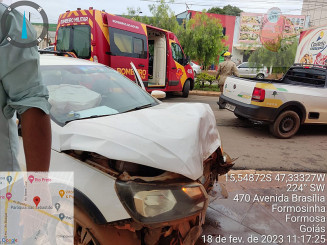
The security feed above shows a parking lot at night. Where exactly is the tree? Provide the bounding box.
[125,0,180,34]
[147,0,180,33]
[125,7,150,23]
[248,37,298,74]
[178,12,225,69]
[207,5,243,16]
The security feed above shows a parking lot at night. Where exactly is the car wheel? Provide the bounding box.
[182,80,190,98]
[269,110,300,139]
[256,73,264,79]
[234,112,247,120]
[74,207,100,245]
[74,206,140,245]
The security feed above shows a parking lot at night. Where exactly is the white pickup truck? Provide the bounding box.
[218,64,327,138]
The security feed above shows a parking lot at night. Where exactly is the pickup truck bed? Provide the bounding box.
[218,64,327,138]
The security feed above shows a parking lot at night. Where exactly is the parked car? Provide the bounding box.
[218,63,327,138]
[191,61,202,75]
[237,62,269,79]
[18,54,233,244]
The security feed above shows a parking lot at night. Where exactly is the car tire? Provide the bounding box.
[269,110,300,139]
[182,80,190,98]
[74,206,140,245]
[234,112,247,120]
[74,206,100,245]
[256,73,264,79]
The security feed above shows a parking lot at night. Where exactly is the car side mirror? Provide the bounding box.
[184,56,190,65]
[151,90,166,99]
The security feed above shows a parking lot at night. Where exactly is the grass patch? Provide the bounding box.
[194,82,220,92]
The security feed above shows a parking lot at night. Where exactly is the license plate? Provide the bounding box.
[225,103,236,112]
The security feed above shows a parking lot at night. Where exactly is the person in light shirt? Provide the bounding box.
[0,3,51,171]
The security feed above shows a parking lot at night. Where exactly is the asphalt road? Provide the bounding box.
[164,94,327,173]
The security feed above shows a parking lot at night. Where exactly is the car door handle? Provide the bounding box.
[138,64,145,67]
[172,67,177,69]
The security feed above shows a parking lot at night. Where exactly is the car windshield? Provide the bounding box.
[40,64,158,126]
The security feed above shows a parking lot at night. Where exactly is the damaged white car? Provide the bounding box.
[18,55,233,245]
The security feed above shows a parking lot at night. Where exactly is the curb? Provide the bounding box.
[189,90,221,97]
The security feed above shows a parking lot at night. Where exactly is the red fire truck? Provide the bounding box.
[54,8,194,97]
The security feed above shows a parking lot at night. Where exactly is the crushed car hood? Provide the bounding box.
[52,103,221,180]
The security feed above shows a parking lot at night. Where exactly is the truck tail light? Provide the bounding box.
[252,87,265,102]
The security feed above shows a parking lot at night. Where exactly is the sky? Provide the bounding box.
[0,0,304,24]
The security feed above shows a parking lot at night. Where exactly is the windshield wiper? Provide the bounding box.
[125,103,153,112]
[64,114,111,124]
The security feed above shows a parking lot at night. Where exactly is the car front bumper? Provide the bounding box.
[218,94,277,122]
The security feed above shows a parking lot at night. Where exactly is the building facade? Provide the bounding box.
[177,9,309,67]
[233,11,309,63]
[302,0,327,27]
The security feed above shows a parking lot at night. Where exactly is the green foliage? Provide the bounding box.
[125,1,180,33]
[179,12,225,68]
[248,38,299,74]
[196,72,216,86]
[147,0,180,33]
[124,7,150,23]
[207,5,243,16]
[194,83,220,92]
[125,3,226,70]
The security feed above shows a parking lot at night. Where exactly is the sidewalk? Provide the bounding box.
[197,170,327,245]
[189,90,221,97]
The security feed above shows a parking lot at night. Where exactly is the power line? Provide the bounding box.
[140,0,304,13]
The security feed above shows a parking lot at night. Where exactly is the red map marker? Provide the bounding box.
[33,196,40,208]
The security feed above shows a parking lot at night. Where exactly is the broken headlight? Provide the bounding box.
[115,180,207,224]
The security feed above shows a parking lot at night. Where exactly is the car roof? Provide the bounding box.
[39,54,104,66]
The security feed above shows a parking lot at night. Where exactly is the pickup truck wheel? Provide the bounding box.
[270,110,300,139]
[256,73,264,79]
[182,80,190,98]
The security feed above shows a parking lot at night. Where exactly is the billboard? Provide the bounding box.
[238,12,306,47]
[295,27,327,65]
